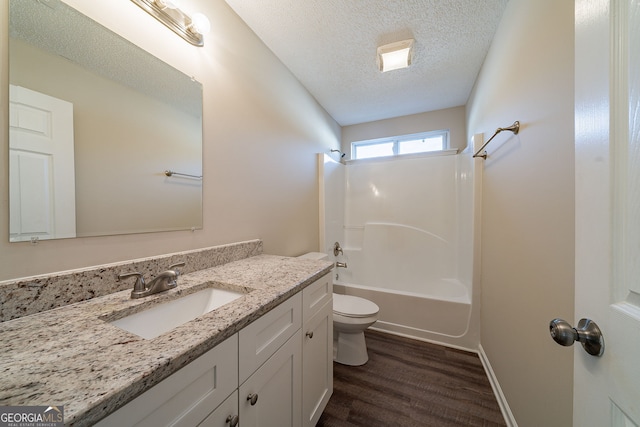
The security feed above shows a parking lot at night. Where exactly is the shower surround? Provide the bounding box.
[320,147,481,351]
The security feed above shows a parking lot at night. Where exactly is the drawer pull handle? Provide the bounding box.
[226,415,239,426]
[306,331,314,339]
[247,393,258,406]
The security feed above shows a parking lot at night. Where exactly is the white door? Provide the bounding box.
[9,85,76,241]
[574,0,640,425]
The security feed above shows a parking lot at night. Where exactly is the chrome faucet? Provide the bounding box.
[335,261,347,269]
[119,262,185,299]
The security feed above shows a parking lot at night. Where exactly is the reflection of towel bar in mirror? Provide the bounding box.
[165,170,203,179]
[473,121,520,159]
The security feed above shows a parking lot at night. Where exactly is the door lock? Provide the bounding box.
[549,318,604,357]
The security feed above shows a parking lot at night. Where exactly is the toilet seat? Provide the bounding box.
[333,293,379,318]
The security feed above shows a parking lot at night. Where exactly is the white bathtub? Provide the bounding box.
[333,278,473,350]
[333,223,476,351]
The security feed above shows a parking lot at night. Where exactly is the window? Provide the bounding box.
[352,130,449,160]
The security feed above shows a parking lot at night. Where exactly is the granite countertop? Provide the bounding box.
[0,254,333,426]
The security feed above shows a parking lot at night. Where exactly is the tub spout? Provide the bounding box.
[335,262,348,269]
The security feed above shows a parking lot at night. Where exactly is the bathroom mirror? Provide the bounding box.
[8,0,203,242]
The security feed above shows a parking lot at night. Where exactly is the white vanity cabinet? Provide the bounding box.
[198,391,239,427]
[95,273,332,427]
[95,334,239,427]
[301,274,333,427]
[238,330,302,426]
[238,293,302,427]
[237,274,333,427]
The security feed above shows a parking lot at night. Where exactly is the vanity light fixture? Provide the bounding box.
[131,0,210,46]
[377,39,414,72]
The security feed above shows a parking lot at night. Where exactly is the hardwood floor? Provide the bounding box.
[317,330,506,427]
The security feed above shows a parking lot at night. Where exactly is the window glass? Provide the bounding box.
[398,136,444,154]
[352,130,449,160]
[354,142,394,159]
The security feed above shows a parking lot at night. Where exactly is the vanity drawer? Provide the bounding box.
[239,293,301,384]
[302,273,332,322]
[96,334,238,427]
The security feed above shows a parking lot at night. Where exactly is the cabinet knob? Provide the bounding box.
[226,415,239,427]
[305,331,314,339]
[247,393,258,406]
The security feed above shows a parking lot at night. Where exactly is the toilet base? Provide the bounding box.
[333,329,369,366]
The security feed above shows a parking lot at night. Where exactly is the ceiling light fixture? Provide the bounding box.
[377,39,414,72]
[131,0,210,46]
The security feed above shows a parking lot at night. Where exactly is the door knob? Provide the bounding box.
[549,318,604,356]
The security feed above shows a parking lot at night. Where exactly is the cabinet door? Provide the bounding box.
[302,300,333,427]
[95,335,238,427]
[198,391,238,427]
[239,330,302,427]
[239,293,301,384]
[302,274,332,321]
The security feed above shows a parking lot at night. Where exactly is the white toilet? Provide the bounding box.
[298,252,379,366]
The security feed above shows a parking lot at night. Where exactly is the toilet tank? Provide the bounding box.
[297,252,329,261]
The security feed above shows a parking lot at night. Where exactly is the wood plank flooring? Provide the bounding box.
[317,330,506,427]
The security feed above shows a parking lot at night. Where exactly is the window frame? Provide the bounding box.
[351,129,450,160]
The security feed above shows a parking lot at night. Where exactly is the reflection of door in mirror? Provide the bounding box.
[9,84,76,242]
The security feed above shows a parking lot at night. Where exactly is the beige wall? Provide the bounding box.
[0,0,341,281]
[341,106,466,157]
[466,0,574,426]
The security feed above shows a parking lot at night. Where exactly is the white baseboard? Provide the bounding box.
[478,344,518,427]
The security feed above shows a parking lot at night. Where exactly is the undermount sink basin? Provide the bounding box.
[110,288,244,339]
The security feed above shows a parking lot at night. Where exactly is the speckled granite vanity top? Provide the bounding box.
[0,254,333,426]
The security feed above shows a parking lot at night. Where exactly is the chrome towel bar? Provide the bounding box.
[164,170,203,179]
[472,121,520,159]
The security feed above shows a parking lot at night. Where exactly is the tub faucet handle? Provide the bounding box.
[335,261,348,269]
[333,242,344,256]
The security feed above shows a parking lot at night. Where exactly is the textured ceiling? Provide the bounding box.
[224,0,508,126]
[10,0,201,117]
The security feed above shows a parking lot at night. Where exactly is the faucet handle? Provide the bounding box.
[118,272,146,292]
[168,262,186,275]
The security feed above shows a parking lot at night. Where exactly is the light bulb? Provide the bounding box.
[190,12,211,35]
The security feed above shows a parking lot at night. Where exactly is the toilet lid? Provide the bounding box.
[333,293,379,317]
